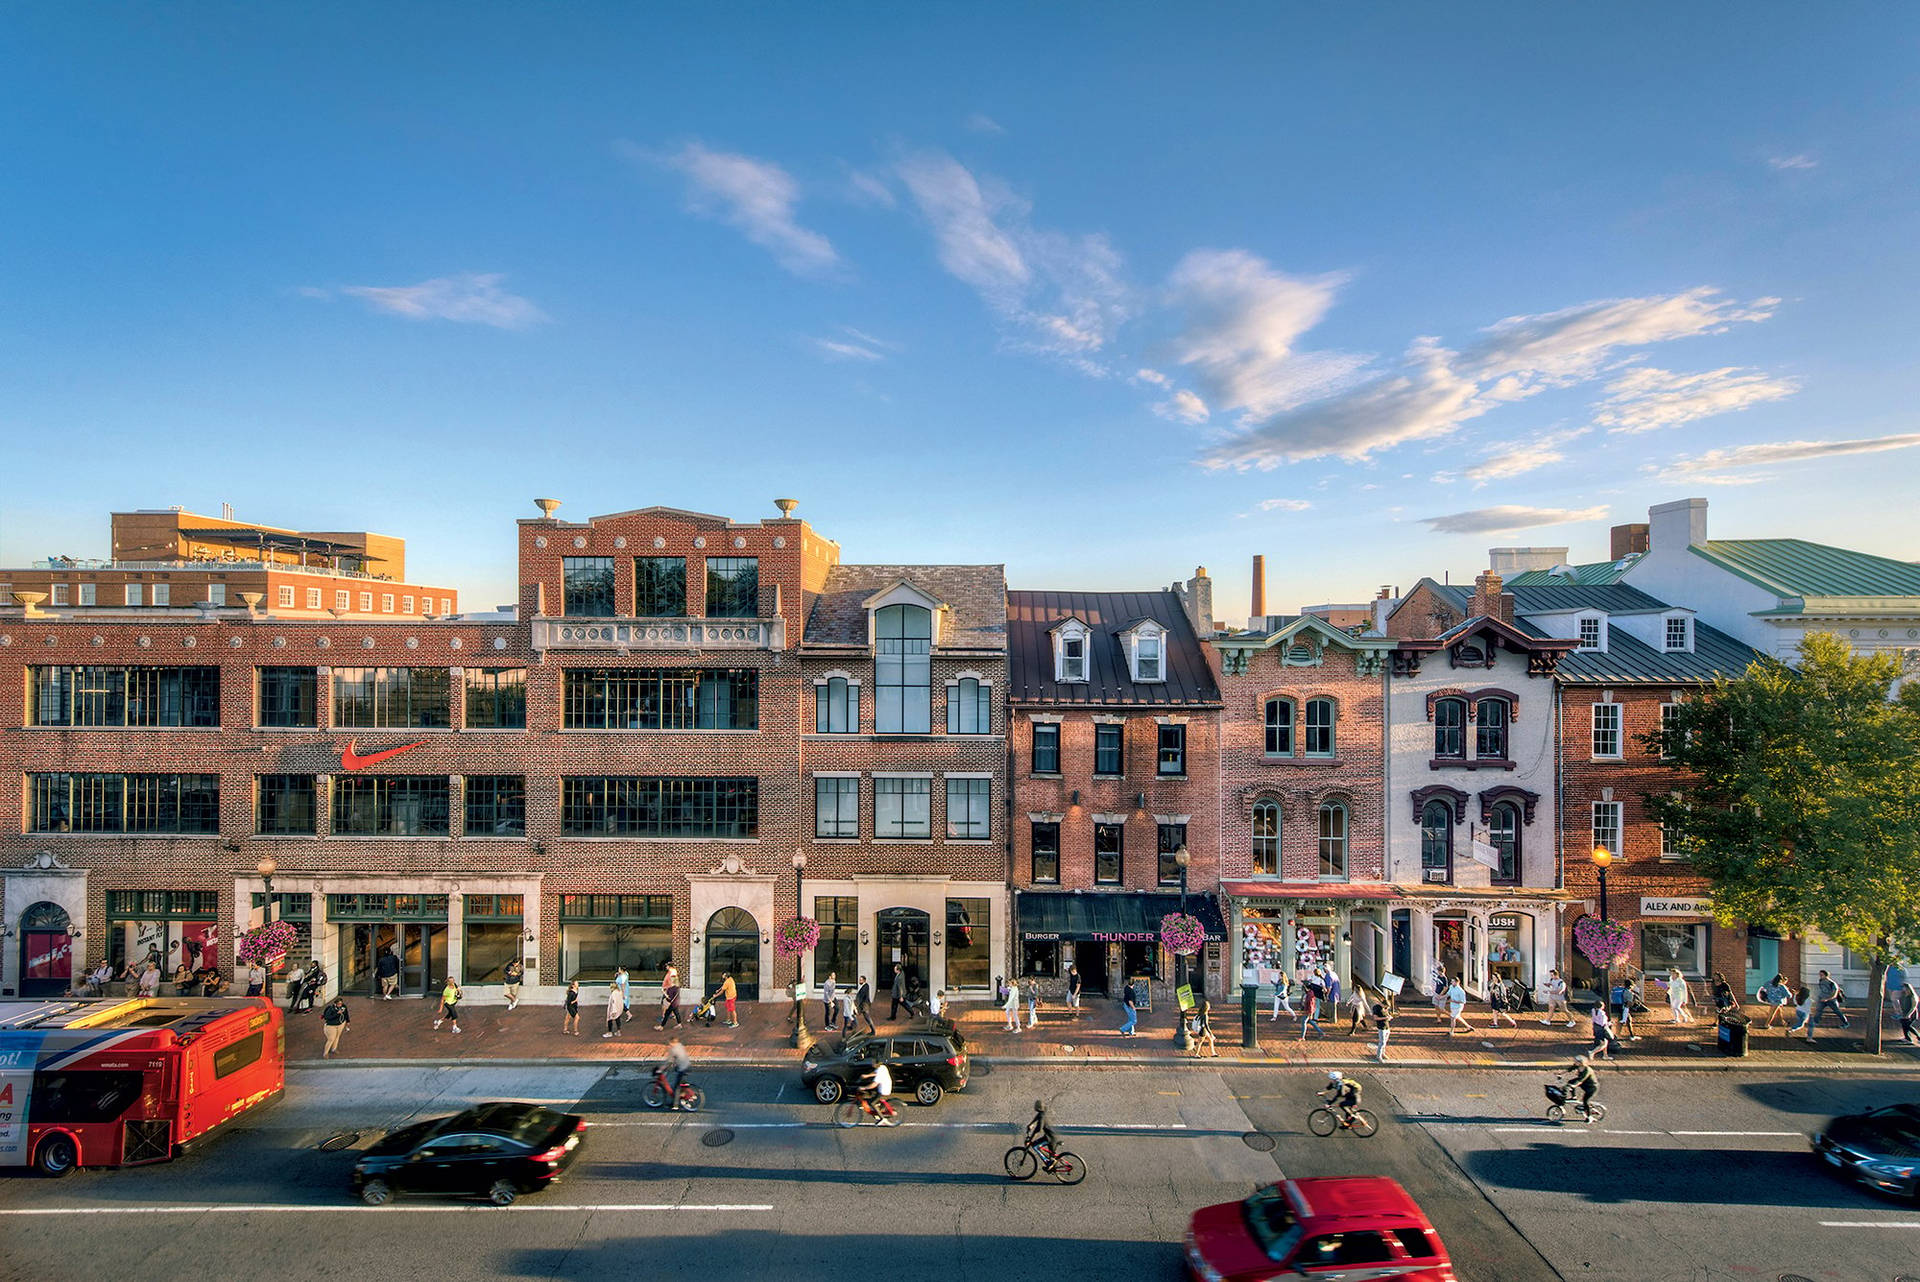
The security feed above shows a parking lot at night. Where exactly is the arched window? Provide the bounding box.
[1305,698,1336,757]
[1476,698,1510,760]
[875,604,932,733]
[1489,800,1520,883]
[1317,802,1348,880]
[1421,800,1453,878]
[1264,699,1294,756]
[815,677,858,733]
[1433,698,1466,759]
[1251,800,1280,875]
[947,677,990,734]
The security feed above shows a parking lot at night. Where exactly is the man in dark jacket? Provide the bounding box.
[375,947,401,1000]
[855,976,877,1034]
[321,994,351,1057]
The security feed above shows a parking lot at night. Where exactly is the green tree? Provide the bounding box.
[1648,632,1920,1054]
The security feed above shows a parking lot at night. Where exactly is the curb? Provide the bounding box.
[290,1053,1920,1073]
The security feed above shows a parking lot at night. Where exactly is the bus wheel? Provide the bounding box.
[359,1179,392,1206]
[488,1179,518,1207]
[34,1135,78,1177]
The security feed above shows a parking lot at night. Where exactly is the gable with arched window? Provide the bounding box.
[1317,800,1349,880]
[1264,697,1295,757]
[875,603,932,733]
[1251,798,1281,876]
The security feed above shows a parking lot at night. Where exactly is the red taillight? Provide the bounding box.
[946,1056,963,1068]
[533,1146,567,1164]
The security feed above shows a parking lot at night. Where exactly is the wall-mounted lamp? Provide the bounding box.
[1341,930,1353,943]
[762,932,771,945]
[66,928,83,940]
[524,930,536,942]
[532,841,548,856]
[1069,789,1081,805]
[1135,792,1147,810]
[860,930,870,945]
[223,839,244,854]
[932,931,942,947]
[692,929,702,945]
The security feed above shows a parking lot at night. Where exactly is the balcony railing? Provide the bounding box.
[531,616,785,652]
[30,558,395,582]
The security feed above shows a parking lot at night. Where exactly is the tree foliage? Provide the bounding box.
[1648,633,1920,1052]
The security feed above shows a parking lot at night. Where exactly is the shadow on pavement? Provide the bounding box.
[1736,1075,1917,1117]
[1466,1144,1892,1209]
[596,1161,1025,1187]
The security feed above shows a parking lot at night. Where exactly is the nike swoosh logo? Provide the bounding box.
[340,738,428,771]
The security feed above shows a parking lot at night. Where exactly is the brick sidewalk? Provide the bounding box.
[291,991,1920,1071]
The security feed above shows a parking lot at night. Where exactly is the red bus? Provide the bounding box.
[1,997,284,1176]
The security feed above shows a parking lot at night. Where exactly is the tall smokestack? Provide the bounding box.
[1251,555,1267,620]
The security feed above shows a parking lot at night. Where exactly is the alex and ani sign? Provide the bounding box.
[1640,897,1712,917]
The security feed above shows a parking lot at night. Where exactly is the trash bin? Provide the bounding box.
[1718,1012,1750,1057]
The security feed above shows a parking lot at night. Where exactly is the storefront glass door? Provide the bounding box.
[343,923,443,996]
[876,908,929,995]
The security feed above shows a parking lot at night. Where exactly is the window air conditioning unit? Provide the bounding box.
[1423,869,1448,884]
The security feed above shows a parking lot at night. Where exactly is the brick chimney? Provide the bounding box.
[1469,569,1514,625]
[1250,555,1266,620]
[1610,522,1650,559]
[1175,566,1214,636]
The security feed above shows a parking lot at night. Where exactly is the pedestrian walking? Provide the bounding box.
[822,973,838,1030]
[840,982,857,1033]
[1372,999,1393,1061]
[1788,986,1815,1039]
[435,976,463,1034]
[1710,971,1738,1017]
[1444,979,1475,1036]
[720,972,738,1026]
[1813,969,1850,1030]
[245,961,266,997]
[658,974,684,1028]
[1270,974,1295,1023]
[1025,976,1040,1029]
[503,958,524,1011]
[1067,964,1083,1014]
[1756,973,1793,1028]
[321,993,350,1057]
[1299,985,1322,1040]
[1324,967,1342,1013]
[563,979,580,1035]
[1430,966,1450,1012]
[1539,968,1574,1026]
[1347,984,1372,1034]
[1589,999,1615,1060]
[854,976,876,1034]
[1489,977,1521,1029]
[1190,996,1219,1058]
[1663,968,1694,1026]
[1897,981,1918,1045]
[1608,976,1639,1041]
[603,983,625,1038]
[377,945,401,1000]
[614,965,632,1029]
[889,963,907,1019]
[1119,979,1138,1036]
[1002,976,1022,1031]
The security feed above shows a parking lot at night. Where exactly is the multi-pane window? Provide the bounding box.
[206,583,225,606]
[78,584,95,606]
[815,776,859,838]
[562,558,616,617]
[335,590,350,611]
[1030,821,1060,884]
[559,894,672,984]
[1031,722,1060,773]
[1061,635,1086,681]
[875,604,932,732]
[561,777,759,838]
[1094,723,1124,776]
[1136,634,1162,681]
[463,776,526,837]
[946,777,990,840]
[402,596,415,614]
[333,668,451,729]
[258,667,318,727]
[1305,699,1336,757]
[1591,702,1622,758]
[815,677,859,733]
[947,678,991,733]
[383,593,396,613]
[331,776,451,837]
[1420,800,1452,874]
[1251,800,1280,875]
[1659,702,1682,759]
[29,773,219,834]
[1094,822,1124,885]
[1157,822,1187,886]
[1591,801,1623,857]
[1578,617,1602,650]
[464,669,527,729]
[125,583,142,606]
[256,774,316,835]
[561,668,758,730]
[1265,699,1294,756]
[634,557,687,616]
[151,583,169,606]
[306,588,322,609]
[359,591,373,612]
[28,667,220,727]
[1476,698,1510,759]
[1157,723,1187,776]
[1664,616,1690,651]
[51,583,69,605]
[1432,698,1465,758]
[1489,801,1520,883]
[813,895,859,983]
[1318,802,1348,879]
[704,557,759,618]
[874,776,932,839]
[462,893,523,983]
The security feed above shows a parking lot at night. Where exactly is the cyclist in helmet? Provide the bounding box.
[1319,1070,1363,1127]
[1024,1098,1060,1158]
[1560,1053,1600,1122]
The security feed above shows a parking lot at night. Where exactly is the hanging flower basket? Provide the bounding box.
[774,916,820,959]
[1159,913,1205,957]
[1573,916,1634,969]
[236,920,300,965]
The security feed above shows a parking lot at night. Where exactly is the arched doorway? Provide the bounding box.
[876,907,931,996]
[704,907,760,1002]
[19,901,73,998]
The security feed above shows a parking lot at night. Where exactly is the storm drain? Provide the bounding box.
[1241,1132,1277,1152]
[701,1128,735,1147]
[318,1131,361,1152]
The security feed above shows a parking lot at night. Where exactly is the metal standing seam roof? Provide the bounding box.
[802,564,1007,650]
[1006,589,1221,706]
[1504,557,1638,587]
[1692,539,1920,600]
[1550,618,1763,684]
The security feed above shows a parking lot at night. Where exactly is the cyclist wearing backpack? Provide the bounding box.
[1320,1070,1363,1127]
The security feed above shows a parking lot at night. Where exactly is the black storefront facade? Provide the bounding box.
[1015,890,1229,999]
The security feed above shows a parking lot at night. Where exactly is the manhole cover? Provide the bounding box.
[701,1128,734,1147]
[317,1132,361,1152]
[1242,1132,1277,1152]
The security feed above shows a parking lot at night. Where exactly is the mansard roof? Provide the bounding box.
[1007,589,1220,707]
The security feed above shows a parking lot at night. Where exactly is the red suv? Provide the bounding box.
[1185,1176,1455,1281]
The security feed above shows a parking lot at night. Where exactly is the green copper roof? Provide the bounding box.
[1504,556,1637,586]
[1692,539,1920,599]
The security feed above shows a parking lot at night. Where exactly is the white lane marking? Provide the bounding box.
[583,1119,1191,1131]
[0,1204,774,1216]
[1817,1221,1920,1229]
[1483,1127,1802,1137]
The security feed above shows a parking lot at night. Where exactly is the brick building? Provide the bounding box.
[0,499,1007,1008]
[1006,577,1224,1000]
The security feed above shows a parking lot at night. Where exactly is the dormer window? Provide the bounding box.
[1577,615,1605,651]
[1136,633,1162,681]
[1663,615,1692,652]
[1052,618,1091,683]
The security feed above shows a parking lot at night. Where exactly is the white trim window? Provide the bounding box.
[51,583,69,606]
[1591,702,1622,759]
[1663,615,1692,652]
[125,583,143,606]
[336,590,351,611]
[1659,700,1681,759]
[1304,698,1336,758]
[151,583,169,606]
[277,586,295,608]
[306,588,322,609]
[1591,801,1623,857]
[1318,801,1349,881]
[360,591,373,612]
[205,583,225,606]
[1125,622,1166,683]
[874,776,932,839]
[1577,614,1605,651]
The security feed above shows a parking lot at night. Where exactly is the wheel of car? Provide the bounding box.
[915,1079,944,1107]
[488,1179,518,1207]
[34,1134,78,1177]
[814,1077,844,1104]
[359,1178,392,1206]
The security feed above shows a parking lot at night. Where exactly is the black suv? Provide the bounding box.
[802,1029,969,1106]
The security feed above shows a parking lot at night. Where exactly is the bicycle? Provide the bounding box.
[834,1092,899,1128]
[1307,1104,1378,1137]
[1003,1138,1087,1184]
[641,1064,705,1112]
[1544,1082,1607,1125]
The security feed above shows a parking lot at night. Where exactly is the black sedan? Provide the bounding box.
[353,1102,586,1206]
[801,1029,969,1106]
[1811,1103,1920,1200]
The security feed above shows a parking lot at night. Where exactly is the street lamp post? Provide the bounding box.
[1591,845,1613,1002]
[1175,847,1193,1051]
[256,855,278,1002]
[790,851,809,1048]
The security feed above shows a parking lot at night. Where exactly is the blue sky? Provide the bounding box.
[3,4,1916,619]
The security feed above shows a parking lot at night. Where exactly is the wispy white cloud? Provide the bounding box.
[1132,368,1172,388]
[843,166,897,209]
[1420,504,1609,535]
[1655,433,1920,484]
[1768,153,1818,171]
[1462,288,1778,394]
[1153,389,1210,424]
[1257,498,1312,512]
[1593,365,1799,433]
[811,325,899,362]
[965,112,1006,135]
[1464,427,1591,485]
[326,273,548,328]
[646,141,839,276]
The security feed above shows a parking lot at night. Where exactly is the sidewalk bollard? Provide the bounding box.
[1241,983,1260,1050]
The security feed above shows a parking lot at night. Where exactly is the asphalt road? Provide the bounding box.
[0,1063,1914,1282]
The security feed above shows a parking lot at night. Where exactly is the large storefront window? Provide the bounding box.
[1642,921,1706,977]
[560,894,673,983]
[462,894,524,984]
[945,898,990,991]
[106,890,220,971]
[1486,913,1531,987]
[812,896,859,984]
[1021,939,1060,978]
[1239,908,1288,985]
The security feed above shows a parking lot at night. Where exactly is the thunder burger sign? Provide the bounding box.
[339,738,427,771]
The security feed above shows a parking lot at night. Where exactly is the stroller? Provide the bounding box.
[691,991,720,1027]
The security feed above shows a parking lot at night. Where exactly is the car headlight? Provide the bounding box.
[1859,1159,1916,1179]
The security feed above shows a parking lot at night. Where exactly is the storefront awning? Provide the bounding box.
[1220,881,1402,902]
[1014,891,1228,943]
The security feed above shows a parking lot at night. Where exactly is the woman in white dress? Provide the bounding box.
[1664,967,1693,1025]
